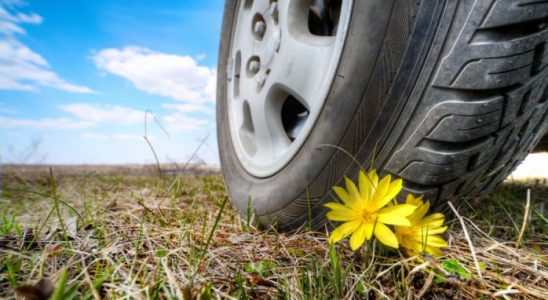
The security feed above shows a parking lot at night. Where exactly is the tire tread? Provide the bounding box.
[386,0,548,205]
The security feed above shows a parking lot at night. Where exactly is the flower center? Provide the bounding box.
[360,209,378,223]
[396,228,415,247]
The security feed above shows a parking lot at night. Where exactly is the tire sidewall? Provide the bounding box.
[217,0,396,218]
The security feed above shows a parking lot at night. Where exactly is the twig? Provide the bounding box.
[515,189,531,248]
[448,201,483,282]
[190,196,228,283]
[143,135,162,178]
[317,144,366,172]
[492,287,520,297]
[374,256,416,280]
[417,271,435,299]
[179,134,210,176]
[161,257,184,299]
[143,110,167,178]
[80,256,101,300]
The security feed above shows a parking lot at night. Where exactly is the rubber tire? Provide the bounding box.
[217,0,548,231]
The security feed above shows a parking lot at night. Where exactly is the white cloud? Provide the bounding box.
[92,46,216,103]
[205,72,216,101]
[163,112,209,133]
[58,103,144,125]
[113,133,144,141]
[0,4,94,93]
[0,5,41,35]
[162,103,213,114]
[0,116,94,129]
[0,101,16,113]
[0,103,145,130]
[7,132,23,137]
[81,132,108,140]
[0,21,23,35]
[14,12,42,24]
[82,132,146,141]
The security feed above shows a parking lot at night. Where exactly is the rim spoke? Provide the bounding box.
[247,95,291,161]
[251,0,271,14]
[268,0,336,112]
[271,35,335,111]
[231,42,254,79]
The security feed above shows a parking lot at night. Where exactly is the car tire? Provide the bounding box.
[217,0,548,231]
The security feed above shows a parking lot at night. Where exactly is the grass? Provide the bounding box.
[0,166,546,299]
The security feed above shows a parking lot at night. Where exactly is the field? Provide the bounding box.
[0,165,546,299]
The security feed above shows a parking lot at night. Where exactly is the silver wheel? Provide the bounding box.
[226,0,353,177]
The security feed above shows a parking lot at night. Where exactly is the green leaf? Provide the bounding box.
[244,262,254,273]
[356,281,367,295]
[441,258,471,280]
[244,259,277,277]
[51,268,68,300]
[246,196,252,230]
[156,248,168,258]
[5,260,18,286]
[287,247,305,257]
[199,283,213,300]
[329,243,342,296]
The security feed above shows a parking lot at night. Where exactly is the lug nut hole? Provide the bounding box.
[246,56,261,76]
[252,14,266,40]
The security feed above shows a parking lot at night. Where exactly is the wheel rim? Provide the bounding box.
[226,0,353,177]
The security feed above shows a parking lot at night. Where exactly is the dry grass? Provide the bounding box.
[0,166,546,299]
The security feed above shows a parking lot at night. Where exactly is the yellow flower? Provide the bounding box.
[325,170,416,250]
[394,194,448,257]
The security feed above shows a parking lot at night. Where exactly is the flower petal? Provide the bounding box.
[375,179,403,210]
[363,222,374,240]
[349,224,368,250]
[329,220,361,243]
[411,241,427,255]
[424,235,447,248]
[419,213,445,228]
[408,200,430,224]
[379,204,416,217]
[368,169,378,185]
[405,248,420,257]
[371,174,391,209]
[327,210,355,221]
[378,204,416,226]
[333,186,353,205]
[377,215,411,226]
[389,196,448,257]
[422,213,445,220]
[348,222,377,250]
[324,202,351,212]
[423,226,447,235]
[345,177,361,204]
[410,224,448,238]
[405,194,423,206]
[373,222,399,248]
[367,170,378,199]
[358,171,371,204]
[426,246,444,258]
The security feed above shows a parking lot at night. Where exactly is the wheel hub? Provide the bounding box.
[226,0,353,177]
[249,2,281,87]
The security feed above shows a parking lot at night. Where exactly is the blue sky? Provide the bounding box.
[0,0,546,178]
[0,0,223,164]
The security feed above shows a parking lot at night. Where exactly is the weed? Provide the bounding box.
[244,259,277,277]
[0,165,546,299]
[0,210,22,236]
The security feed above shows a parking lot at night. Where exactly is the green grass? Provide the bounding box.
[0,166,546,299]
